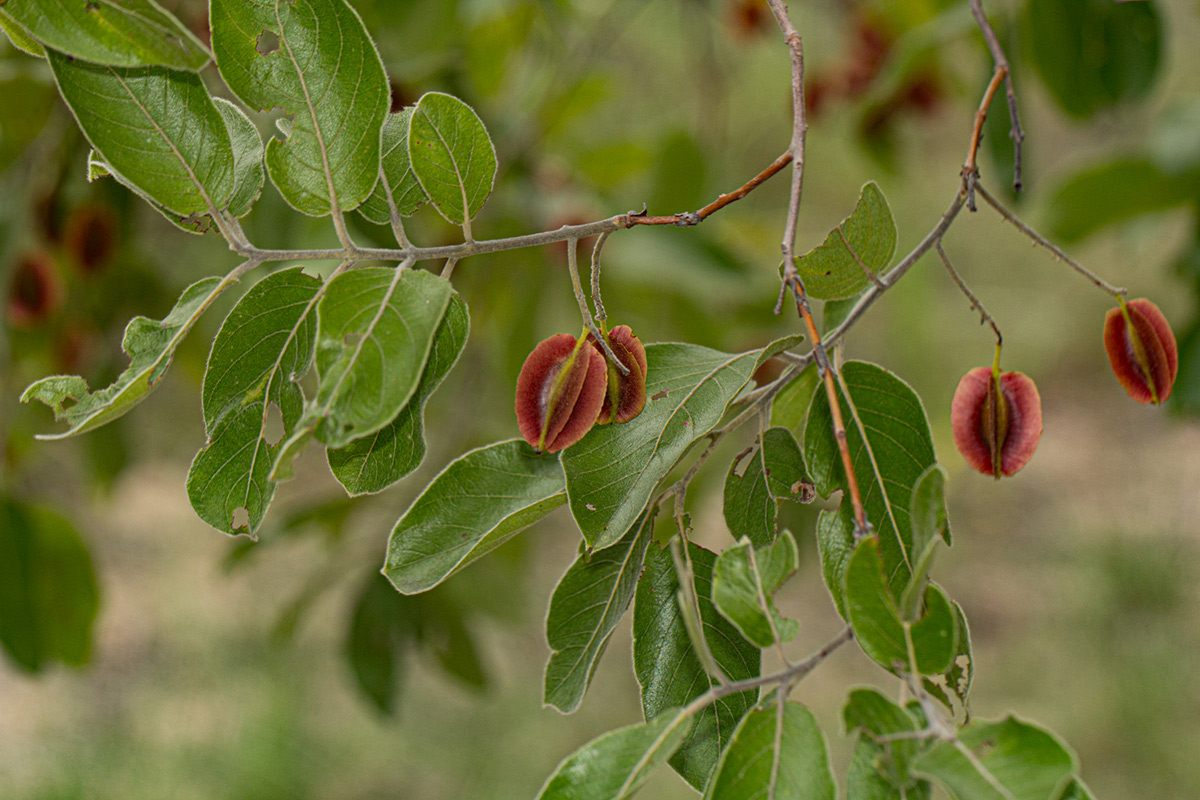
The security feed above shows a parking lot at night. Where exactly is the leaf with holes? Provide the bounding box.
[359,108,428,225]
[22,277,226,439]
[704,703,837,800]
[286,267,453,456]
[209,0,389,216]
[408,92,498,226]
[633,543,760,791]
[384,440,565,595]
[911,716,1077,800]
[213,98,266,219]
[543,513,653,714]
[327,292,469,496]
[0,0,209,70]
[186,268,321,536]
[711,531,799,648]
[805,361,937,614]
[723,426,811,548]
[535,707,691,800]
[561,336,803,552]
[47,50,235,218]
[793,182,896,300]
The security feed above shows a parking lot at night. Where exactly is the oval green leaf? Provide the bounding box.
[408,92,498,227]
[793,182,896,300]
[705,703,836,800]
[383,440,566,595]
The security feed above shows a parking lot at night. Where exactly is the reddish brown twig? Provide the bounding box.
[969,0,1025,192]
[626,150,794,228]
[961,65,1007,211]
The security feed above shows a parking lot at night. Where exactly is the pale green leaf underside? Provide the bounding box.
[187,268,321,536]
[712,531,800,648]
[806,360,937,610]
[536,708,690,800]
[210,0,388,216]
[307,267,453,449]
[0,0,209,69]
[21,277,225,439]
[543,514,653,714]
[359,108,428,224]
[562,335,804,552]
[634,543,760,791]
[843,687,925,791]
[213,98,266,219]
[705,703,837,800]
[48,50,235,217]
[327,292,469,496]
[844,538,957,676]
[0,11,46,57]
[911,716,1078,800]
[384,440,566,595]
[408,92,497,225]
[794,181,896,300]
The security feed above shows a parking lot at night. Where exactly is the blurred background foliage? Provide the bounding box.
[1,0,1198,797]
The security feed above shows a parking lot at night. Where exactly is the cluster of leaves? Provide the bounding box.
[0,0,1177,798]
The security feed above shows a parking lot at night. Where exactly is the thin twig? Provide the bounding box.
[936,242,1002,345]
[969,0,1024,192]
[565,238,628,372]
[589,231,613,324]
[440,258,458,280]
[626,151,794,227]
[961,65,1008,211]
[974,183,1126,297]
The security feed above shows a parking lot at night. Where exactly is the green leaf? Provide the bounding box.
[543,513,654,713]
[359,108,428,224]
[346,571,416,714]
[186,268,322,536]
[0,0,209,69]
[1058,779,1096,800]
[535,707,691,800]
[0,498,99,672]
[1047,159,1197,243]
[711,531,800,648]
[22,276,227,439]
[633,543,760,791]
[848,738,933,800]
[900,464,951,618]
[47,50,236,218]
[383,440,566,595]
[805,361,937,611]
[86,150,216,235]
[723,426,811,548]
[0,12,45,58]
[294,267,453,451]
[408,92,498,227]
[326,292,469,496]
[911,716,1077,800]
[793,182,896,300]
[562,336,803,551]
[770,362,819,437]
[843,688,925,790]
[844,538,957,675]
[210,0,389,216]
[705,703,836,800]
[346,573,487,715]
[1026,0,1161,119]
[213,98,266,219]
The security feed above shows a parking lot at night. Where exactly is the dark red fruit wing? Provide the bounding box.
[997,372,1042,477]
[599,325,648,424]
[515,334,583,451]
[1104,304,1172,404]
[544,346,607,453]
[951,367,995,476]
[1129,298,1178,391]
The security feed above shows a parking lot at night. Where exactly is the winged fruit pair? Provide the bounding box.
[951,298,1176,478]
[515,325,648,453]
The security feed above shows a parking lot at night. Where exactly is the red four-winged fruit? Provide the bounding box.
[951,367,1042,478]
